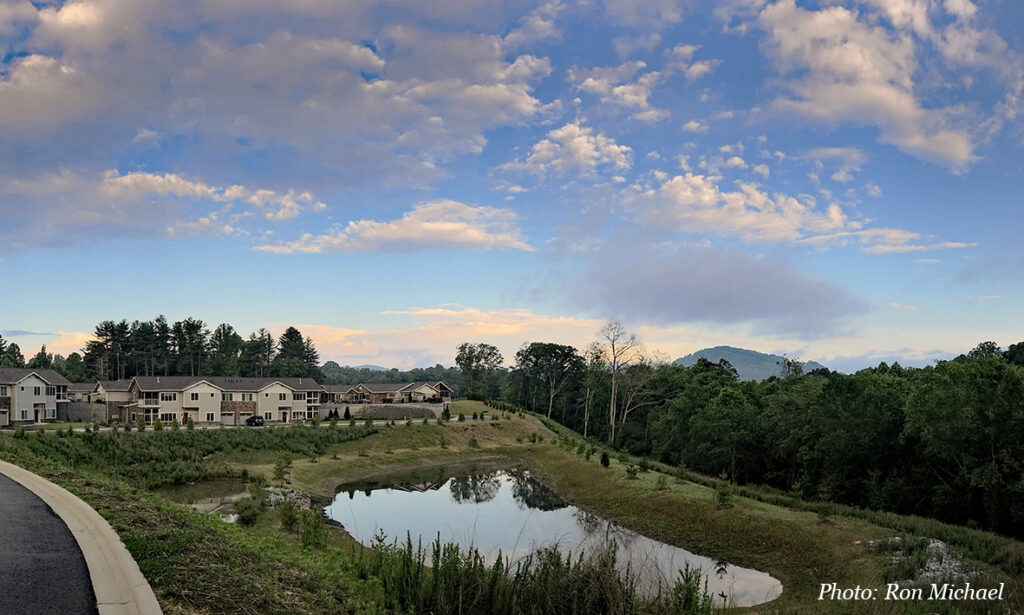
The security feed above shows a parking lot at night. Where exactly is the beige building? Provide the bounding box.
[91,380,134,422]
[329,381,453,405]
[126,376,323,425]
[0,368,71,426]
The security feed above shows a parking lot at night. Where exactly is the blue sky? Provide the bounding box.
[1,0,1022,371]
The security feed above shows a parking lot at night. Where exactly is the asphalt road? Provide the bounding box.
[0,473,98,615]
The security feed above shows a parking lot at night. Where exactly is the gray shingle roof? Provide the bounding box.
[0,368,71,386]
[67,382,95,392]
[98,380,133,392]
[132,376,324,392]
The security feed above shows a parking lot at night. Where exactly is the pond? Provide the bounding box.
[325,465,782,607]
[156,478,249,522]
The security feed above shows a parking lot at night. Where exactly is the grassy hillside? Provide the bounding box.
[1,405,1020,614]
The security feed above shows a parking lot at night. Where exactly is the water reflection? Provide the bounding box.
[326,468,782,607]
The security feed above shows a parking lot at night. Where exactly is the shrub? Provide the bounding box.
[440,436,447,449]
[349,418,356,428]
[186,417,195,430]
[136,417,146,432]
[123,422,131,432]
[329,416,338,427]
[625,465,639,479]
[617,452,628,464]
[343,407,351,420]
[273,458,288,481]
[422,417,429,425]
[638,459,649,473]
[234,496,262,526]
[153,418,163,432]
[278,500,298,533]
[364,417,373,428]
[170,418,180,431]
[655,475,669,491]
[299,510,328,551]
[715,482,733,508]
[458,413,465,422]
[600,452,610,467]
[468,437,479,448]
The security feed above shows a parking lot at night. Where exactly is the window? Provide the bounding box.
[20,410,28,420]
[241,393,253,402]
[265,392,269,397]
[34,387,41,396]
[160,393,177,402]
[279,393,287,401]
[0,386,6,396]
[222,393,234,402]
[264,412,272,419]
[45,386,55,396]
[46,408,56,419]
[160,413,175,422]
[306,392,319,403]
[293,392,304,401]
[206,413,215,422]
[190,393,199,401]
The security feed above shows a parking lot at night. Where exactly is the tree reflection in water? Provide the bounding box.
[448,473,502,504]
[507,469,567,511]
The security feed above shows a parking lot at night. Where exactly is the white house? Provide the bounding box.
[0,368,71,426]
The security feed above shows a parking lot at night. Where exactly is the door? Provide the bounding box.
[0,411,8,427]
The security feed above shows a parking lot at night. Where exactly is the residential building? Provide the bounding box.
[126,376,323,425]
[67,382,94,402]
[0,368,71,426]
[91,380,135,423]
[338,381,453,404]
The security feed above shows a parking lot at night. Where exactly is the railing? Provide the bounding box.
[140,398,161,406]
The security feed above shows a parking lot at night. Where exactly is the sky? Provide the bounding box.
[1,0,1023,372]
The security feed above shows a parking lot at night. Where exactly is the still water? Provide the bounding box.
[326,466,782,607]
[156,478,248,522]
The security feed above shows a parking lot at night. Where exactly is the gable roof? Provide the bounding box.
[67,382,95,392]
[98,379,133,392]
[0,368,71,386]
[131,375,323,392]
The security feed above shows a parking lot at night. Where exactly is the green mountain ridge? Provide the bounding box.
[673,345,829,381]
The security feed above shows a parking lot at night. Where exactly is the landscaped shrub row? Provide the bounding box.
[0,425,376,488]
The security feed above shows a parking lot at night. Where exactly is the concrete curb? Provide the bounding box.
[0,460,163,615]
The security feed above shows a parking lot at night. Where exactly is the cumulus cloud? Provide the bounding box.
[624,170,972,254]
[800,147,868,183]
[499,121,632,179]
[503,1,564,49]
[568,61,669,122]
[682,119,708,133]
[254,200,532,254]
[600,0,683,28]
[756,0,974,167]
[0,169,326,251]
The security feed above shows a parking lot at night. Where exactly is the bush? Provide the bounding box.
[364,417,373,428]
[638,458,649,473]
[278,500,298,532]
[458,413,465,422]
[234,496,262,526]
[349,418,356,428]
[329,416,338,427]
[468,437,479,448]
[600,452,610,467]
[170,418,180,431]
[715,482,733,508]
[299,510,328,551]
[343,407,351,420]
[136,417,146,432]
[123,422,131,432]
[186,417,195,430]
[625,465,639,479]
[153,418,163,432]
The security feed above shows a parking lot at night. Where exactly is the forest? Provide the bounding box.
[458,330,1024,541]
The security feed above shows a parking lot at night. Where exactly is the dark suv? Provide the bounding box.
[245,416,265,427]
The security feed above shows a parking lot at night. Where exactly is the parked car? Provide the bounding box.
[245,416,265,427]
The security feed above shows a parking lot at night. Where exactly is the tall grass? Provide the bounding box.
[350,531,715,615]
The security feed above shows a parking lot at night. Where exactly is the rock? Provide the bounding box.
[266,487,311,510]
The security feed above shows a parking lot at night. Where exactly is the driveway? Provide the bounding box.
[0,473,98,615]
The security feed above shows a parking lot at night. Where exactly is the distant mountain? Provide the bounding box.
[673,346,828,381]
[354,364,389,371]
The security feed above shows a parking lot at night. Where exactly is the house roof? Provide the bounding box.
[0,368,72,386]
[322,384,358,393]
[355,381,451,394]
[131,376,323,392]
[98,379,133,392]
[67,382,95,392]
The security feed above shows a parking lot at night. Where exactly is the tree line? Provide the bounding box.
[455,327,1024,539]
[0,318,322,382]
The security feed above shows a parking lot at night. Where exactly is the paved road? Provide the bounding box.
[0,473,98,615]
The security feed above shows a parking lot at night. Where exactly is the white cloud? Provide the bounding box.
[625,170,973,254]
[725,156,747,168]
[682,119,708,133]
[756,0,974,167]
[503,1,564,49]
[613,34,662,58]
[255,200,532,254]
[800,147,868,183]
[499,121,632,178]
[889,302,917,310]
[568,61,668,122]
[752,163,770,177]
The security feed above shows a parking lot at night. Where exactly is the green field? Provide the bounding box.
[0,401,1020,614]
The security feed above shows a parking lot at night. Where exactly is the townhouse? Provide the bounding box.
[126,376,324,425]
[90,380,134,423]
[0,368,71,426]
[330,381,453,404]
